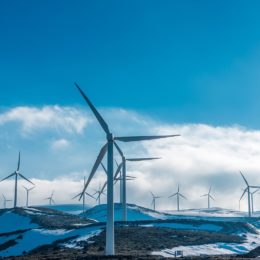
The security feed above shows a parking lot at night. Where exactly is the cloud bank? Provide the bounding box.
[0,105,260,211]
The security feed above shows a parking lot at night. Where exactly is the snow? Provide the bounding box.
[0,211,38,233]
[153,230,260,257]
[0,226,103,257]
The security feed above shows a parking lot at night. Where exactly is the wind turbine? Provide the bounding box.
[45,191,55,205]
[151,192,162,211]
[2,194,12,209]
[114,143,161,222]
[72,177,96,213]
[93,183,106,205]
[75,83,180,255]
[201,186,214,209]
[240,171,260,217]
[168,184,187,211]
[0,152,34,208]
[23,186,35,207]
[114,159,136,204]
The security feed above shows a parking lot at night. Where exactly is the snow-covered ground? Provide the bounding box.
[1,205,260,258]
[152,232,260,257]
[0,208,103,257]
[0,211,39,233]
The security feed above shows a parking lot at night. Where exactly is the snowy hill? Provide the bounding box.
[0,207,101,257]
[82,203,171,222]
[1,205,260,258]
[39,204,90,215]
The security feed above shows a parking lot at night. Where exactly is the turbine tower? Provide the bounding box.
[45,191,55,205]
[72,177,95,213]
[0,152,34,208]
[168,184,187,211]
[240,171,260,217]
[201,186,214,209]
[75,83,180,255]
[2,194,12,209]
[151,192,161,211]
[251,189,259,214]
[23,186,35,207]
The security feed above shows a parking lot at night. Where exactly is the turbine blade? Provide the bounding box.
[0,172,16,182]
[115,134,180,142]
[101,162,108,175]
[51,199,55,204]
[126,157,161,161]
[75,83,110,135]
[114,142,124,157]
[17,151,21,171]
[168,193,177,198]
[252,188,260,194]
[179,193,187,200]
[19,173,34,185]
[200,194,207,197]
[85,192,96,200]
[240,188,247,201]
[209,186,212,194]
[209,195,215,201]
[72,192,81,200]
[240,171,249,186]
[79,143,108,200]
[150,191,155,197]
[115,162,123,179]
[250,186,260,189]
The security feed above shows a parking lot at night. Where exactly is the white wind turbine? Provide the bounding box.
[23,186,35,207]
[2,194,12,209]
[168,184,187,211]
[0,152,34,208]
[240,171,260,217]
[72,177,96,213]
[150,191,162,211]
[45,191,55,205]
[201,186,214,209]
[75,83,180,255]
[113,143,161,221]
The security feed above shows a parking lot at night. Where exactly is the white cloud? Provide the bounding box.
[0,106,89,135]
[51,139,70,150]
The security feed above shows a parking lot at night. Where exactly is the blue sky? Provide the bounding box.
[1,1,260,209]
[1,1,260,126]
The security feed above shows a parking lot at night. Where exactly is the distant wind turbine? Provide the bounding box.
[23,186,35,207]
[201,186,214,209]
[240,171,260,217]
[45,191,55,205]
[251,189,260,213]
[75,83,180,255]
[168,184,187,211]
[0,152,34,208]
[150,191,162,211]
[72,177,96,213]
[2,194,12,209]
[93,183,106,205]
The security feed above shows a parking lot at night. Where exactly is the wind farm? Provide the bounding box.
[2,1,260,258]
